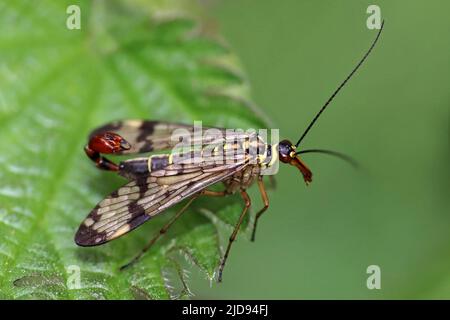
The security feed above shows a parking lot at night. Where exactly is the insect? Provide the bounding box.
[75,22,384,282]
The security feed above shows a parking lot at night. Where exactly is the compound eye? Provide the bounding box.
[278,140,294,163]
[278,141,288,155]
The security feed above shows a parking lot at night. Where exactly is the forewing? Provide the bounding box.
[75,160,248,246]
[88,120,257,155]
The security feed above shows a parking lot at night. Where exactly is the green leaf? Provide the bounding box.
[0,0,268,299]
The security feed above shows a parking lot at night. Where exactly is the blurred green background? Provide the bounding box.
[0,0,448,300]
[189,0,450,299]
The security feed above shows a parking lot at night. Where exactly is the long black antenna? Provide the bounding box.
[295,20,384,147]
[296,148,359,168]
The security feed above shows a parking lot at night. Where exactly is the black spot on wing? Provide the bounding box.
[139,180,149,196]
[110,189,119,197]
[128,202,145,216]
[98,202,151,242]
[137,121,157,142]
[128,213,151,230]
[75,223,108,247]
[139,140,154,153]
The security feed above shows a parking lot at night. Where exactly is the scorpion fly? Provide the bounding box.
[75,22,384,282]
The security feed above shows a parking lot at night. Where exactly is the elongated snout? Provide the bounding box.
[290,156,312,184]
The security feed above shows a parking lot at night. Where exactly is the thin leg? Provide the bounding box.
[120,195,198,270]
[120,189,227,271]
[251,176,269,242]
[218,189,251,282]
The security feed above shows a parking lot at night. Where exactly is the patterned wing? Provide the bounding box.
[88,119,256,155]
[75,160,248,246]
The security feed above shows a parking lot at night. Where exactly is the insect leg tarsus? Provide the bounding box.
[251,176,269,242]
[218,189,251,282]
[120,195,199,271]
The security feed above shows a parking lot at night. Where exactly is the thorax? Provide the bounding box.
[223,165,261,194]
